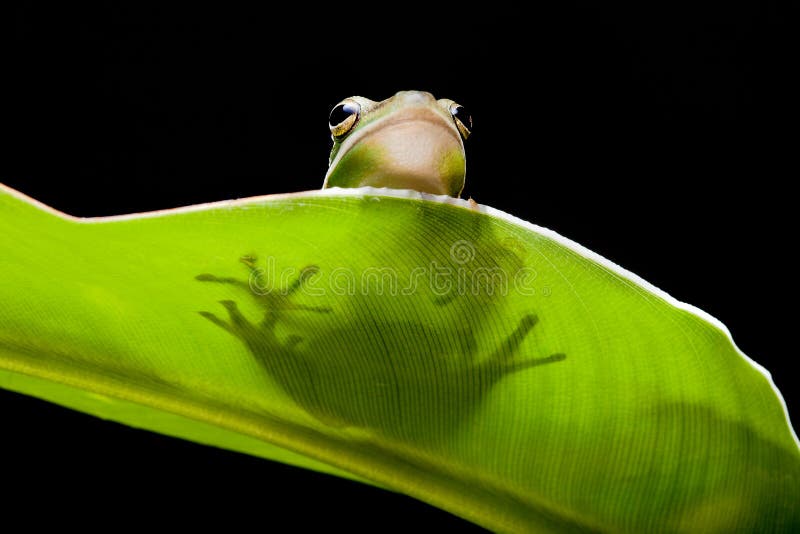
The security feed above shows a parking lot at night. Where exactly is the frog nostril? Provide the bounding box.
[398,91,435,105]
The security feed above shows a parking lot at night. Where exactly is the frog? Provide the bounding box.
[195,91,564,436]
[323,90,472,197]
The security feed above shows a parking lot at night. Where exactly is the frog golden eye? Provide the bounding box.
[329,100,361,139]
[449,103,472,140]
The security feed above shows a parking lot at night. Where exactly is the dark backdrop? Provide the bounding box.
[2,5,794,531]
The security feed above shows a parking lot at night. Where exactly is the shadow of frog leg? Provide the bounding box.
[484,314,566,375]
[197,263,353,428]
[196,256,332,327]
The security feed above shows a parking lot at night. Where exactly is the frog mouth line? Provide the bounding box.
[329,111,463,171]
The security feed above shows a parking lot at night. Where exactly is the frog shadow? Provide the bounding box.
[196,255,565,441]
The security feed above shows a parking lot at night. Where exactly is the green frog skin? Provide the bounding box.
[323,90,472,197]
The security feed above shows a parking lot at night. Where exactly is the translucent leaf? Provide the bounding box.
[1,184,797,532]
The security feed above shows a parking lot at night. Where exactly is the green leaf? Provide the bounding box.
[1,184,797,532]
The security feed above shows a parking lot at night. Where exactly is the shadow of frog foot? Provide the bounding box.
[485,313,566,375]
[196,255,333,315]
[197,299,262,338]
[196,257,332,348]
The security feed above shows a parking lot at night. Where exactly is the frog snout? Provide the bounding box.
[394,90,436,105]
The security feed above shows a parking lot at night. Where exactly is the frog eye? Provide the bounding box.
[329,99,361,139]
[449,103,472,140]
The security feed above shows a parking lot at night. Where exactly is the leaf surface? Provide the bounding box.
[1,184,797,532]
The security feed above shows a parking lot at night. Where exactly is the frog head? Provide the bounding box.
[323,91,472,197]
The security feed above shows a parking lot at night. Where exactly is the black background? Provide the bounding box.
[2,5,795,531]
